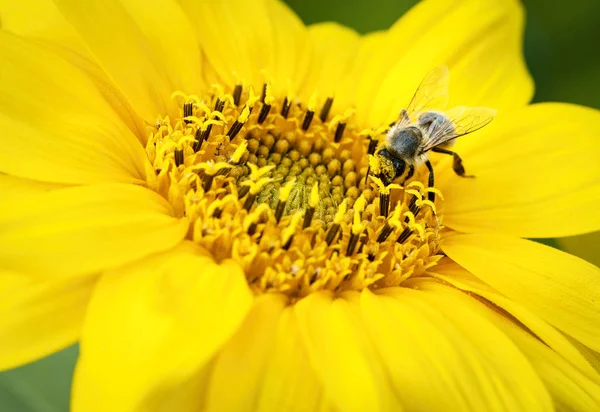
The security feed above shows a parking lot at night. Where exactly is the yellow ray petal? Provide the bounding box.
[362,288,498,411]
[0,0,87,55]
[205,293,288,412]
[53,0,203,122]
[558,231,600,268]
[0,30,149,185]
[71,243,252,412]
[0,271,97,371]
[180,0,310,96]
[264,0,312,97]
[255,306,323,412]
[0,174,68,198]
[0,184,188,277]
[299,23,360,108]
[430,260,600,382]
[442,234,600,352]
[484,299,600,411]
[179,0,271,90]
[401,280,553,411]
[439,103,600,237]
[295,291,400,412]
[358,0,532,126]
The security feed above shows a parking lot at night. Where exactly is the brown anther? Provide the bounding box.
[232,84,243,106]
[319,97,334,122]
[258,103,271,124]
[325,223,341,246]
[302,110,315,131]
[281,97,291,118]
[380,192,390,218]
[334,122,346,143]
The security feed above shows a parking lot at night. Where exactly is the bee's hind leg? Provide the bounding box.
[424,160,435,202]
[431,147,475,178]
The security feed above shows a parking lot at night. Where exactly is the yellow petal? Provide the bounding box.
[72,243,253,412]
[558,231,600,268]
[295,291,399,412]
[485,301,600,411]
[206,293,288,412]
[430,260,600,382]
[0,30,149,185]
[53,0,202,122]
[442,234,600,352]
[362,288,496,411]
[181,0,310,96]
[256,306,323,412]
[0,174,67,198]
[264,0,312,97]
[359,0,532,125]
[0,0,87,55]
[300,23,360,106]
[0,184,188,277]
[402,280,553,411]
[0,271,97,371]
[439,103,600,237]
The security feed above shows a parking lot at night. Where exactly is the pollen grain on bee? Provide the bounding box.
[146,83,443,298]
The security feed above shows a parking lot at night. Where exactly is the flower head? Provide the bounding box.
[1,0,600,411]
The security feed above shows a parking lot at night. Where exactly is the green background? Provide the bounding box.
[1,0,599,410]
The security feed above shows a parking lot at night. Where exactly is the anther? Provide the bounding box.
[396,227,412,244]
[325,224,340,246]
[281,97,291,118]
[232,84,243,106]
[243,193,257,211]
[214,98,225,113]
[346,232,360,256]
[174,149,184,167]
[258,103,271,124]
[192,127,205,152]
[380,193,390,217]
[376,222,394,243]
[303,183,319,229]
[334,122,346,143]
[183,102,194,123]
[275,179,295,223]
[303,208,315,229]
[302,110,315,131]
[202,174,214,192]
[319,97,334,122]
[247,222,257,236]
[212,207,223,219]
[227,120,244,140]
[237,184,250,199]
[260,83,267,103]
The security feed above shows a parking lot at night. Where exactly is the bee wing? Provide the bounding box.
[422,106,497,152]
[404,66,450,118]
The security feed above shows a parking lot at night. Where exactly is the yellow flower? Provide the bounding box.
[1,0,600,410]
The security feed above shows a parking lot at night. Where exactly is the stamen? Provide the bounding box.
[275,179,296,223]
[192,127,205,152]
[302,110,314,131]
[174,149,184,166]
[183,102,194,123]
[303,183,319,229]
[325,200,346,245]
[334,122,346,143]
[232,84,243,106]
[281,97,291,118]
[258,103,271,124]
[364,135,378,184]
[319,97,334,122]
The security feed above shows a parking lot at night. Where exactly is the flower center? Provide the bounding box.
[145,84,443,298]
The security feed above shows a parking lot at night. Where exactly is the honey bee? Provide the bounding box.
[371,66,497,201]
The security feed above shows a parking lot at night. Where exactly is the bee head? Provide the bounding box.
[376,147,406,186]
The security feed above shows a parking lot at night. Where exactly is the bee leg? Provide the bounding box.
[401,164,415,184]
[425,160,435,202]
[431,147,475,178]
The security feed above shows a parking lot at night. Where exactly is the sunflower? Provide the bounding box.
[1,0,600,410]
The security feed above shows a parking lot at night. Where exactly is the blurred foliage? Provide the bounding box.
[1,0,598,410]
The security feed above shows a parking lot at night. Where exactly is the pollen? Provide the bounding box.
[145,84,443,298]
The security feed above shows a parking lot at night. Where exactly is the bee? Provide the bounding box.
[370,66,497,202]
